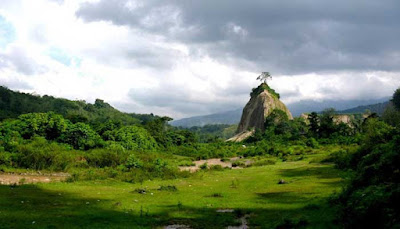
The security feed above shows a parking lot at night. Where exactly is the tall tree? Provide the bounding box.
[392,88,400,110]
[257,72,272,84]
[308,112,319,136]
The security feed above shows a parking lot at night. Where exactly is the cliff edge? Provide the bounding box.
[228,83,293,142]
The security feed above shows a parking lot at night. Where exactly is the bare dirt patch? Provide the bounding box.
[179,157,252,172]
[0,172,69,185]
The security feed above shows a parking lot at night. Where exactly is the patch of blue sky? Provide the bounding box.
[0,15,16,49]
[47,47,81,67]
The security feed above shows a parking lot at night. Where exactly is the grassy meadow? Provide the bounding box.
[0,150,345,228]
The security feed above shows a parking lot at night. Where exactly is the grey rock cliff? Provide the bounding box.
[228,84,293,142]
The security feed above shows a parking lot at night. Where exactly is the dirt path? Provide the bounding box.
[0,172,69,185]
[179,157,252,172]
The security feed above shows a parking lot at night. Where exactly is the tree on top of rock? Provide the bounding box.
[257,72,272,84]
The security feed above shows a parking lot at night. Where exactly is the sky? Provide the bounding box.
[0,0,400,119]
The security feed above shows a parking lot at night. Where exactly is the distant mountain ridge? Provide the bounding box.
[171,97,391,127]
[337,101,390,115]
[170,108,242,127]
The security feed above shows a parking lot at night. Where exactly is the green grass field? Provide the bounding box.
[0,152,345,228]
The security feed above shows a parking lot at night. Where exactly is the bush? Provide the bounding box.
[85,148,128,168]
[231,161,245,167]
[14,137,78,170]
[334,119,400,228]
[306,137,319,148]
[111,126,157,151]
[200,163,208,170]
[60,122,102,150]
[125,154,143,169]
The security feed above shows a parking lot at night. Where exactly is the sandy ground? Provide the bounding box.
[179,157,252,172]
[0,172,69,185]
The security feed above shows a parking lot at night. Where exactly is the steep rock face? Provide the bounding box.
[228,84,292,142]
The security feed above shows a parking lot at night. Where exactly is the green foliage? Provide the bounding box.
[85,148,128,168]
[143,117,173,147]
[333,119,399,228]
[308,112,319,136]
[264,109,289,128]
[0,86,157,125]
[13,137,77,170]
[60,122,102,150]
[392,88,400,110]
[186,124,236,142]
[16,112,68,140]
[382,103,400,127]
[111,125,157,150]
[306,137,319,148]
[319,108,337,138]
[125,154,143,169]
[250,83,280,99]
[200,163,208,170]
[0,120,22,152]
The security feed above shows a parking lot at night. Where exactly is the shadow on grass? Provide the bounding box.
[279,165,342,180]
[0,183,340,229]
[256,191,315,204]
[0,184,164,229]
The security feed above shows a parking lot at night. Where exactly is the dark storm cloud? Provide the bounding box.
[76,0,400,74]
[128,86,245,117]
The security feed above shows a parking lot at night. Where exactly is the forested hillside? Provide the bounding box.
[0,86,157,125]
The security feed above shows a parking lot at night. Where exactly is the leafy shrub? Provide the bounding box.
[125,154,143,169]
[85,148,128,168]
[323,149,353,169]
[231,161,245,167]
[60,122,102,150]
[14,137,78,170]
[334,119,400,228]
[16,112,68,140]
[0,151,13,167]
[200,163,208,170]
[306,137,319,148]
[111,126,157,151]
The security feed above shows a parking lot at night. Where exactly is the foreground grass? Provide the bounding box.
[0,153,344,228]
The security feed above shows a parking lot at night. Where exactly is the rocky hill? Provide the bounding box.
[229,83,293,141]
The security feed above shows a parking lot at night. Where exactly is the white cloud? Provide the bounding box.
[0,0,399,119]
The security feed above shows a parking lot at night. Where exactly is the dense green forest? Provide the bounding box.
[1,86,399,228]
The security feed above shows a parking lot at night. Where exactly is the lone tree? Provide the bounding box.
[257,72,272,84]
[392,88,400,110]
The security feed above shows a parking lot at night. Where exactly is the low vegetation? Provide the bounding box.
[0,86,399,228]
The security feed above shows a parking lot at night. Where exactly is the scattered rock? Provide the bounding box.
[216,209,234,213]
[134,188,147,194]
[278,179,286,184]
[164,225,191,229]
